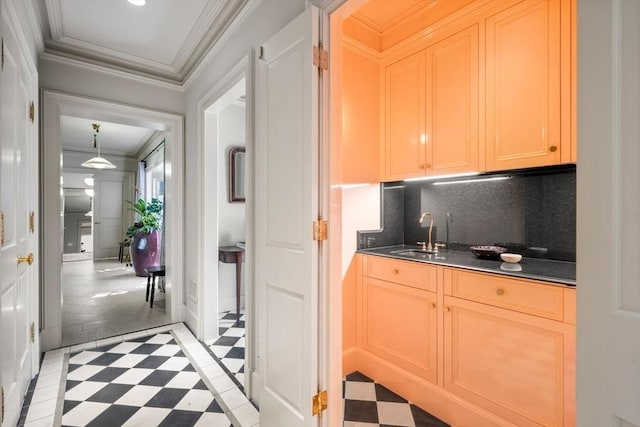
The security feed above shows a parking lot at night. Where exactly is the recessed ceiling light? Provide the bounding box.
[127,0,146,6]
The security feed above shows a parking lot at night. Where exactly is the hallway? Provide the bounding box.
[62,259,169,346]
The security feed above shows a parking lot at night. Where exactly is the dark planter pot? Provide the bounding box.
[130,230,161,277]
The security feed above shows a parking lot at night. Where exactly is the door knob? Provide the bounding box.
[17,253,34,265]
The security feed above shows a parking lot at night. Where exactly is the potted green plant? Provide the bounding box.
[126,198,163,276]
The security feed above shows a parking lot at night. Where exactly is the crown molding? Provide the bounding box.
[48,36,178,74]
[3,0,38,72]
[40,52,185,92]
[21,0,46,54]
[172,0,226,70]
[183,0,260,90]
[44,0,63,39]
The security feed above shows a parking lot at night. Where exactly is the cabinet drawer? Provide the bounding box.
[364,256,436,292]
[444,269,564,321]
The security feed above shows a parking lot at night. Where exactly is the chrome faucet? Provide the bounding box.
[418,212,434,252]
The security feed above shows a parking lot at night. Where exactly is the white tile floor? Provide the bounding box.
[23,324,259,427]
[62,259,170,346]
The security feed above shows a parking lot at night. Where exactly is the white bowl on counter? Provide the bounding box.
[500,253,522,263]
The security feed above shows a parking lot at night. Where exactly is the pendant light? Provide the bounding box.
[82,123,116,169]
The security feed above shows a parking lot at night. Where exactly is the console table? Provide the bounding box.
[218,245,245,322]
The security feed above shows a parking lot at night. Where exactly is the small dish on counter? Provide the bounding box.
[470,245,507,260]
[500,253,522,263]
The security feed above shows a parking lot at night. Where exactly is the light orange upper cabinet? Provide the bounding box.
[484,0,568,170]
[384,50,426,181]
[383,24,479,181]
[341,41,380,183]
[426,24,479,175]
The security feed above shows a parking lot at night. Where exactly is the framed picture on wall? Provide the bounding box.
[228,146,245,203]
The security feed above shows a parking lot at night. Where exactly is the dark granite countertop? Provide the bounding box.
[357,245,576,286]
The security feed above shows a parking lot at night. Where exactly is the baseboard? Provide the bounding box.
[356,349,516,427]
[40,326,62,352]
[250,370,262,406]
[342,347,358,376]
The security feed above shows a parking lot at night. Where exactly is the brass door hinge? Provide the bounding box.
[312,390,327,416]
[30,322,35,344]
[29,101,35,123]
[29,211,35,233]
[313,218,327,241]
[313,45,328,73]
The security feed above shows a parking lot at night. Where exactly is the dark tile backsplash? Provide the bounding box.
[358,165,576,261]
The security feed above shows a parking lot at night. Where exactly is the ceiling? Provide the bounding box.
[35,0,249,83]
[31,0,249,159]
[61,116,158,156]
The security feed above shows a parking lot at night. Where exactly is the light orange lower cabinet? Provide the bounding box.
[443,295,575,427]
[361,277,438,384]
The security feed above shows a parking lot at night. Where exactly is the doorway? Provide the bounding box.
[62,172,95,262]
[196,55,254,400]
[57,118,170,347]
[40,90,185,352]
[204,78,248,390]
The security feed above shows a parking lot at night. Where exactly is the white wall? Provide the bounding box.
[217,104,246,312]
[39,57,184,115]
[341,185,380,277]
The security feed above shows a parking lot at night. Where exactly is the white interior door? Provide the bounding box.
[578,0,640,426]
[0,12,37,427]
[93,172,133,259]
[255,6,321,427]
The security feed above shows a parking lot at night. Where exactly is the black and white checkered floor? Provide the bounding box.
[61,333,230,426]
[208,312,246,390]
[21,324,258,427]
[343,372,449,427]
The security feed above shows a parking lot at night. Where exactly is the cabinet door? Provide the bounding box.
[485,0,561,170]
[443,296,574,427]
[384,51,426,181]
[342,42,380,183]
[426,24,479,174]
[361,277,438,383]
